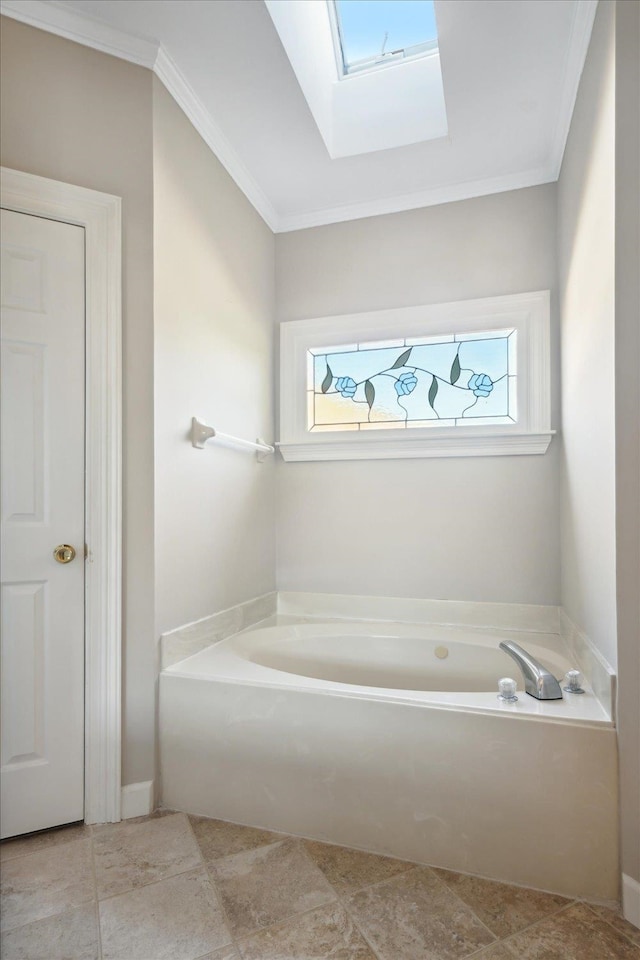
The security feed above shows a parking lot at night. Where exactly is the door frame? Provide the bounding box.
[1,166,122,824]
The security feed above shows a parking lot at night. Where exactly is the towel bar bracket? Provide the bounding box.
[190,417,274,462]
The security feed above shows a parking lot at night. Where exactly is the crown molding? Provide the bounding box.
[0,0,158,66]
[548,0,598,179]
[0,0,279,231]
[275,165,557,233]
[153,47,278,230]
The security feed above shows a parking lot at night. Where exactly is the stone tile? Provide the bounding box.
[304,839,413,896]
[99,868,232,960]
[588,904,640,947]
[237,902,377,959]
[94,811,202,898]
[189,815,282,864]
[475,903,640,959]
[465,944,519,960]
[346,867,496,960]
[432,867,569,938]
[0,838,94,933]
[0,822,91,862]
[209,839,336,938]
[0,902,99,959]
[196,947,240,960]
[107,808,176,827]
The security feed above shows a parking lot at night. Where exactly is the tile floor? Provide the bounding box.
[1,811,639,960]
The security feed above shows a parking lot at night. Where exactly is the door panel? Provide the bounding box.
[1,209,85,838]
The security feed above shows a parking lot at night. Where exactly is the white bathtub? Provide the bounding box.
[159,620,618,901]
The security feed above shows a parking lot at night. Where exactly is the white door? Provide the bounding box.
[1,209,85,839]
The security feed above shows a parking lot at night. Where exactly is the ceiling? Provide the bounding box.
[1,0,597,232]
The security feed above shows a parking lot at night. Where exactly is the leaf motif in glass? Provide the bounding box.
[428,375,438,410]
[390,347,413,369]
[364,380,375,409]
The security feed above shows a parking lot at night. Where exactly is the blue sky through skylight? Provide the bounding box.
[335,0,438,69]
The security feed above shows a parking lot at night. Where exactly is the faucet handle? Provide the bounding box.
[498,677,518,702]
[563,669,585,694]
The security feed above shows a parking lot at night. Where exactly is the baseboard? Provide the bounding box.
[623,873,640,929]
[121,781,154,820]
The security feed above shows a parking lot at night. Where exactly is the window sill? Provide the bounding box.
[277,431,555,462]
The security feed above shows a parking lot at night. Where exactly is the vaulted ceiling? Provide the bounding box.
[1,0,597,231]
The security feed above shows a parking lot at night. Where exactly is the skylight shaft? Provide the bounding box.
[331,0,439,77]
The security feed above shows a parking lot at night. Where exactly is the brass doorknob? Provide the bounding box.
[53,544,76,564]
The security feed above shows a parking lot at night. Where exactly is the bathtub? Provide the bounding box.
[159,620,618,901]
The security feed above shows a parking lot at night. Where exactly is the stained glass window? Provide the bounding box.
[307,331,517,431]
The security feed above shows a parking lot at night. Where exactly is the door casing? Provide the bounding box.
[1,166,122,824]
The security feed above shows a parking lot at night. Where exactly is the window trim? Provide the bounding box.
[328,0,439,79]
[278,291,554,462]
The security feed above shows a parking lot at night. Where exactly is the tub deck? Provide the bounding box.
[164,620,612,727]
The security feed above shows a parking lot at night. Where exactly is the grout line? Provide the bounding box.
[91,815,206,902]
[296,838,358,898]
[425,860,584,901]
[330,885,388,960]
[211,837,338,940]
[201,838,287,869]
[185,814,239,955]
[0,825,90,864]
[581,901,640,949]
[94,861,211,904]
[0,844,96,939]
[322,862,425,899]
[296,842,441,960]
[88,829,104,960]
[423,869,499,947]
[203,836,346,952]
[463,901,579,958]
[179,810,293,850]
[231,899,351,954]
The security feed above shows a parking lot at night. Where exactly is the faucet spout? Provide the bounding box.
[499,641,563,700]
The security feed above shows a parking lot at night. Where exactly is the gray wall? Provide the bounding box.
[558,0,617,669]
[614,0,640,894]
[0,17,156,786]
[153,80,276,637]
[275,186,560,604]
[558,0,640,895]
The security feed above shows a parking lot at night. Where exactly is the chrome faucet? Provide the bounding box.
[499,641,563,700]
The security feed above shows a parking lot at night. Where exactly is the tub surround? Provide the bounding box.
[559,607,617,722]
[277,592,561,635]
[161,591,561,669]
[160,592,277,669]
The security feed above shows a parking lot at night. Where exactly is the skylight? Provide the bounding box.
[331,0,439,77]
[265,0,448,158]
